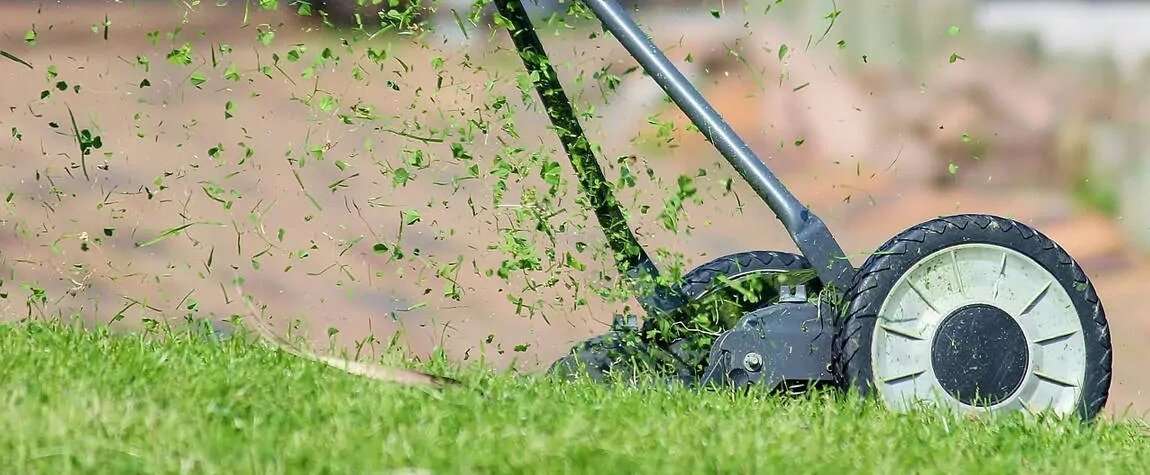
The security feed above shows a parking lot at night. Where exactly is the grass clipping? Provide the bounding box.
[235,284,456,388]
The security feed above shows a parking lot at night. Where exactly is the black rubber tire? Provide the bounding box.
[679,250,812,301]
[551,251,812,382]
[549,331,656,383]
[833,214,1112,419]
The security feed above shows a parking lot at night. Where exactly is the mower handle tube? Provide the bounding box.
[580,0,856,290]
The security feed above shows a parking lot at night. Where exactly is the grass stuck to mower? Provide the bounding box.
[0,322,1146,474]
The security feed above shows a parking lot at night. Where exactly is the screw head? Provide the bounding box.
[743,352,764,372]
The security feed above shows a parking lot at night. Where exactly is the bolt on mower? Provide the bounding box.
[493,0,1112,419]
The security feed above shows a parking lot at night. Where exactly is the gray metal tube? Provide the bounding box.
[582,0,805,230]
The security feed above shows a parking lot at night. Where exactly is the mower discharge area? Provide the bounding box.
[495,0,1113,419]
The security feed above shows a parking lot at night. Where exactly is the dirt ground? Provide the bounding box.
[1,2,1147,417]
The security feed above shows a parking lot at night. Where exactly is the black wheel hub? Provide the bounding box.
[930,304,1029,406]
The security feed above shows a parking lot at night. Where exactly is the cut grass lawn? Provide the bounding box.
[0,322,1146,474]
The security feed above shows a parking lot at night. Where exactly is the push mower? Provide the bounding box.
[493,0,1112,418]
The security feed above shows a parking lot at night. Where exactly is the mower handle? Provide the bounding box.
[581,0,856,289]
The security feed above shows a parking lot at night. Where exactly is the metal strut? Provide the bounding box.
[493,0,686,314]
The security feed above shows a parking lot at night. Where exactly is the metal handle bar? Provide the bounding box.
[580,0,855,288]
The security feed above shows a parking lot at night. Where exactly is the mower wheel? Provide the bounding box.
[551,251,817,383]
[679,250,814,301]
[835,214,1112,419]
[549,330,658,383]
[549,251,814,381]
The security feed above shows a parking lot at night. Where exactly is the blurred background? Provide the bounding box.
[1,0,1148,416]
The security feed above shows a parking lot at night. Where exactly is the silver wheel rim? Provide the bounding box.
[871,243,1087,415]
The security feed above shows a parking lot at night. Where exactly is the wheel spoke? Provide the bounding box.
[906,280,940,315]
[885,301,920,324]
[1033,370,1078,388]
[1019,281,1052,316]
[880,323,926,341]
[1032,329,1079,345]
[988,251,1008,301]
[950,249,965,297]
[882,369,926,384]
